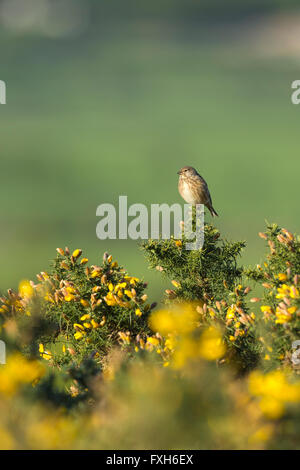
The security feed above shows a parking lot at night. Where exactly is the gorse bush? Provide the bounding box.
[246,224,300,371]
[0,248,153,366]
[0,222,300,449]
[142,225,260,373]
[142,225,245,302]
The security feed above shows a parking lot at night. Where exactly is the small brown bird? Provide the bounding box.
[177,166,218,217]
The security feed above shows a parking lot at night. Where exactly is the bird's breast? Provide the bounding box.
[179,180,196,204]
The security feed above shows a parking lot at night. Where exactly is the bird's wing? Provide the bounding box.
[195,174,212,206]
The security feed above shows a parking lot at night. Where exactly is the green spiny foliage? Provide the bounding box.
[141,224,245,303]
[141,224,260,373]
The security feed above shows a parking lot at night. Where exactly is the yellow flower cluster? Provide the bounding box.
[147,304,226,368]
[225,303,255,341]
[34,250,148,343]
[0,353,45,397]
[260,280,300,325]
[103,276,144,308]
[149,304,198,336]
[0,280,35,318]
[39,344,52,361]
[73,313,106,340]
[249,370,300,419]
[276,283,299,300]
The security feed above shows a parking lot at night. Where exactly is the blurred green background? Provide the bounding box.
[1,0,300,301]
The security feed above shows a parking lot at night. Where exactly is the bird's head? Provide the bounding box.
[177,166,198,178]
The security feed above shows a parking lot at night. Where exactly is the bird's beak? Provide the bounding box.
[177,170,181,175]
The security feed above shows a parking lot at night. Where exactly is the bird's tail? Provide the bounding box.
[209,206,219,217]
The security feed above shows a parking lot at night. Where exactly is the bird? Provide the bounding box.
[177,166,218,217]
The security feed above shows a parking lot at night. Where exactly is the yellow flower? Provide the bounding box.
[19,280,34,299]
[91,319,100,328]
[260,305,272,314]
[44,293,55,303]
[171,280,181,289]
[226,306,236,319]
[147,337,160,346]
[115,282,127,290]
[172,337,198,369]
[149,304,198,336]
[74,331,84,340]
[91,271,101,278]
[66,286,76,294]
[104,295,117,306]
[0,353,45,396]
[118,331,130,344]
[164,336,176,351]
[80,257,88,265]
[72,249,82,259]
[275,307,293,324]
[124,276,140,286]
[124,290,133,299]
[174,240,182,247]
[290,286,299,299]
[73,323,84,331]
[135,308,142,317]
[259,397,284,419]
[208,308,215,318]
[276,284,292,299]
[40,272,49,280]
[277,273,287,281]
[40,349,52,361]
[111,261,118,268]
[198,327,225,361]
[80,299,89,308]
[80,313,91,321]
[64,294,75,302]
[249,369,300,419]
